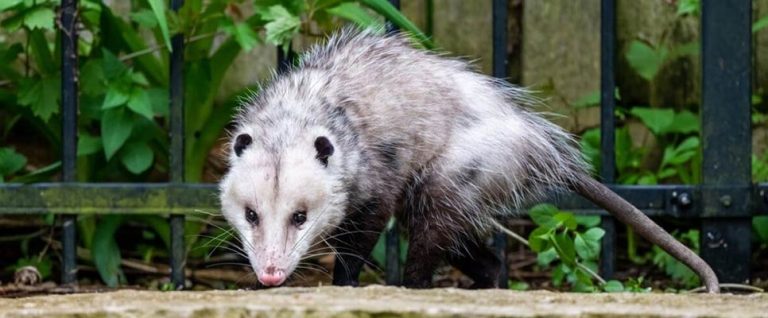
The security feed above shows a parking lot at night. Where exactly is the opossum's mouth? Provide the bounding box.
[257,265,287,286]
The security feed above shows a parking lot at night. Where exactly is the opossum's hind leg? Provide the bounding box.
[331,199,393,286]
[402,170,475,288]
[446,238,502,289]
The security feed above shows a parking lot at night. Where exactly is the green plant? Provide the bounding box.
[527,204,628,292]
[0,0,431,287]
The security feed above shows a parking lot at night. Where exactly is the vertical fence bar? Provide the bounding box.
[492,0,509,289]
[384,0,402,286]
[700,0,751,283]
[599,0,617,279]
[60,0,79,285]
[169,0,186,289]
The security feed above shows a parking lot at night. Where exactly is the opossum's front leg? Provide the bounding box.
[330,199,392,286]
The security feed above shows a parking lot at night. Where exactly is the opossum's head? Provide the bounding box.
[219,129,346,286]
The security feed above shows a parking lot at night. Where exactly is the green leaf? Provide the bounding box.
[508,280,529,291]
[0,0,22,12]
[80,59,106,96]
[752,216,768,243]
[360,0,433,49]
[572,90,600,109]
[102,84,131,109]
[222,21,261,51]
[527,227,551,252]
[92,215,124,287]
[259,5,301,51]
[326,2,384,29]
[625,41,668,80]
[17,76,60,121]
[536,247,558,266]
[101,108,134,160]
[102,49,128,80]
[755,15,768,33]
[23,6,55,30]
[575,228,604,261]
[554,212,578,230]
[127,88,154,119]
[553,232,576,265]
[602,280,624,292]
[120,142,154,174]
[629,107,674,136]
[0,147,27,178]
[131,9,158,29]
[668,110,699,134]
[528,204,559,228]
[676,0,699,16]
[575,215,601,228]
[77,133,102,156]
[146,0,173,52]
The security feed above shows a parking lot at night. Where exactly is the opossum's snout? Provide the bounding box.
[257,265,287,286]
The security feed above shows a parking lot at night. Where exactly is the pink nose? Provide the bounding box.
[258,266,286,286]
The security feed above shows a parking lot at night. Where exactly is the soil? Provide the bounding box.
[0,286,766,318]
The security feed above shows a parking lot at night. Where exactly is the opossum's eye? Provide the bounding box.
[234,134,252,157]
[292,210,307,227]
[314,136,334,167]
[245,207,259,225]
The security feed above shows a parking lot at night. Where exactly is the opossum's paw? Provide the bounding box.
[331,277,360,287]
[447,243,502,289]
[402,277,433,289]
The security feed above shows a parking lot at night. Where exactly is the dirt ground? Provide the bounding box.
[0,285,766,318]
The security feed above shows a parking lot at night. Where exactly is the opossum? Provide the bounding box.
[218,28,719,292]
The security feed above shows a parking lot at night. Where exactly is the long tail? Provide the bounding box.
[572,174,720,293]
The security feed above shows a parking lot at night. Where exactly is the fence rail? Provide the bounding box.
[0,0,766,288]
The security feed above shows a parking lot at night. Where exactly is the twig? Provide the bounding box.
[119,32,220,62]
[0,229,47,242]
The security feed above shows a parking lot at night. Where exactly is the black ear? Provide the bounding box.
[234,134,252,157]
[314,136,334,167]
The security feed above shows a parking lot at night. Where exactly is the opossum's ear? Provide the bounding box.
[314,136,334,167]
[234,134,252,157]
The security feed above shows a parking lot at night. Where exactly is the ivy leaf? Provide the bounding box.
[625,41,668,80]
[554,212,578,230]
[120,142,154,174]
[77,133,102,156]
[752,216,768,243]
[80,59,106,96]
[259,5,301,51]
[126,87,154,119]
[146,0,172,52]
[326,2,383,29]
[668,110,699,134]
[676,0,699,16]
[22,6,55,30]
[101,108,134,160]
[92,215,124,287]
[101,49,127,80]
[0,147,27,179]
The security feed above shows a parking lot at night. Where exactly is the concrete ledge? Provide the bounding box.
[1,286,766,317]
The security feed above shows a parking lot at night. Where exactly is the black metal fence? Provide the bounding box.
[0,0,766,289]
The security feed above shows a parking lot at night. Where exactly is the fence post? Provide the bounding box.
[169,0,186,289]
[599,0,617,279]
[700,0,752,283]
[60,0,79,286]
[492,0,509,289]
